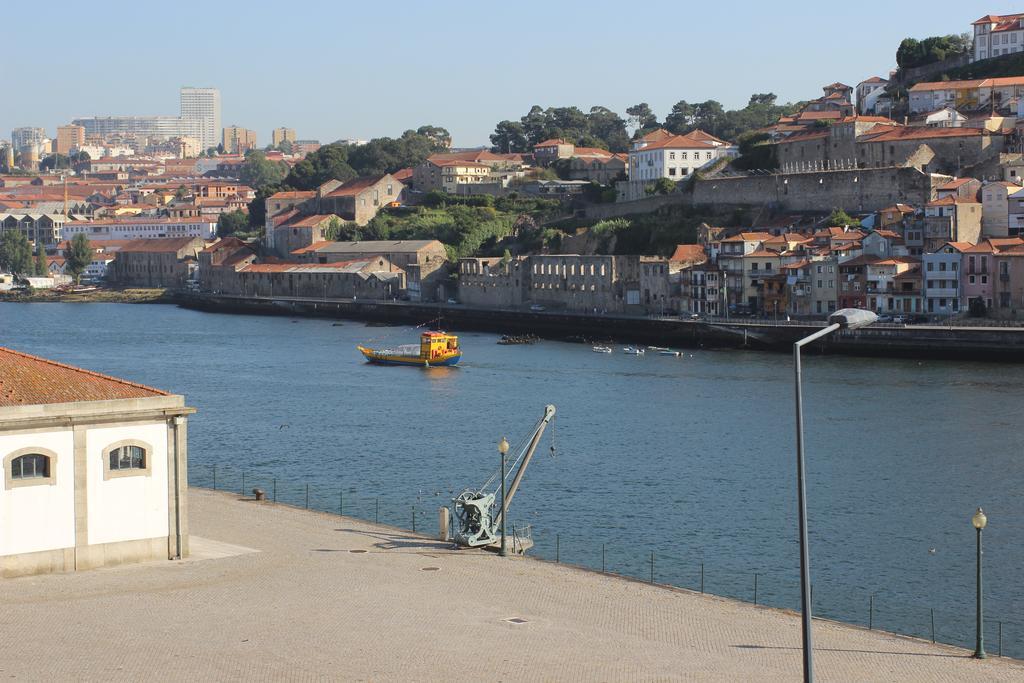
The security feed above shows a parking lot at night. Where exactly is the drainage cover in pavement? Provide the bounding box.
[421,566,440,571]
[504,617,528,624]
[349,549,368,554]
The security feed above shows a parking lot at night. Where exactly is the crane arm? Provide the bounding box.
[495,404,555,528]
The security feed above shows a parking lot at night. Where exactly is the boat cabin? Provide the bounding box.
[421,332,459,360]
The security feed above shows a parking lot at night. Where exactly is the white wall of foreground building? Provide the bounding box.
[0,430,75,557]
[0,395,193,577]
[86,423,169,546]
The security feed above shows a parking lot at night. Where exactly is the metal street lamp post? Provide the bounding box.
[793,308,877,683]
[973,507,988,659]
[498,436,510,557]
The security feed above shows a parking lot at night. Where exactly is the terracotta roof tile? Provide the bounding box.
[0,347,169,407]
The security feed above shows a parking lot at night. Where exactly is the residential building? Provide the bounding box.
[108,237,205,288]
[222,126,257,154]
[716,231,773,313]
[963,241,997,311]
[918,107,968,128]
[566,148,628,185]
[533,139,575,165]
[878,204,916,229]
[72,116,203,145]
[316,174,404,226]
[56,125,85,156]
[923,243,968,316]
[993,243,1024,315]
[411,151,526,193]
[11,127,47,155]
[272,128,296,147]
[972,14,1024,61]
[0,346,192,577]
[921,197,983,252]
[624,129,736,201]
[809,257,838,316]
[62,217,217,241]
[863,257,919,313]
[908,77,1024,115]
[856,76,891,116]
[414,158,492,194]
[682,263,722,316]
[981,181,1024,237]
[179,87,221,151]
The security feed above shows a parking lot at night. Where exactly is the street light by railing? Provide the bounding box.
[498,436,510,558]
[793,307,877,683]
[973,507,988,659]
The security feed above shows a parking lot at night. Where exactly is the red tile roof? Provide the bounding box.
[669,244,707,263]
[0,347,169,407]
[535,139,569,147]
[860,126,990,142]
[325,176,386,197]
[267,190,315,201]
[936,178,979,191]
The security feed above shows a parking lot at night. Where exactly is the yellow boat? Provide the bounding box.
[357,331,461,367]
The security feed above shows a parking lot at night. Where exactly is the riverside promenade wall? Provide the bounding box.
[179,293,1024,361]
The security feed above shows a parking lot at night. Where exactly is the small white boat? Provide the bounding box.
[623,346,645,355]
[592,345,613,353]
[648,346,669,352]
[659,350,681,357]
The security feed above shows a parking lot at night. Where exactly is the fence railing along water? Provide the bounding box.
[191,463,1022,659]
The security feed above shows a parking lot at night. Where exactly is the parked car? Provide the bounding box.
[529,304,546,312]
[446,298,459,304]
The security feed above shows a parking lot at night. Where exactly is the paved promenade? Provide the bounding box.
[1,489,1021,681]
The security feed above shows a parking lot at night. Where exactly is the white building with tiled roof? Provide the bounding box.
[622,129,736,201]
[0,347,193,577]
[972,13,1024,61]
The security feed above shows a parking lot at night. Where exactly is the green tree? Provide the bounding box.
[896,34,972,69]
[40,154,70,171]
[825,208,859,227]
[645,177,677,195]
[626,103,659,132]
[285,143,357,190]
[239,151,288,190]
[0,230,33,275]
[34,246,47,277]
[416,125,452,148]
[664,100,696,134]
[216,209,249,237]
[490,120,529,153]
[65,233,92,284]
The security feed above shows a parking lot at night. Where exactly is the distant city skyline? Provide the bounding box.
[3,1,1018,147]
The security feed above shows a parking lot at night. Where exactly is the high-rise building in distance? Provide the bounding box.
[56,124,85,156]
[272,127,296,147]
[223,125,257,154]
[11,127,47,155]
[180,87,221,151]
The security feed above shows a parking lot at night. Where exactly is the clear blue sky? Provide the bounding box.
[2,1,1016,147]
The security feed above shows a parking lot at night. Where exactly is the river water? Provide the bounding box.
[3,302,1023,655]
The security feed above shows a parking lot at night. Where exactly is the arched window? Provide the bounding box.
[103,440,152,480]
[12,454,49,479]
[4,448,58,489]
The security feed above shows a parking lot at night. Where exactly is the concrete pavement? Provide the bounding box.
[0,488,1020,681]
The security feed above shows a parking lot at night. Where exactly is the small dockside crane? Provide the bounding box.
[452,404,556,549]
